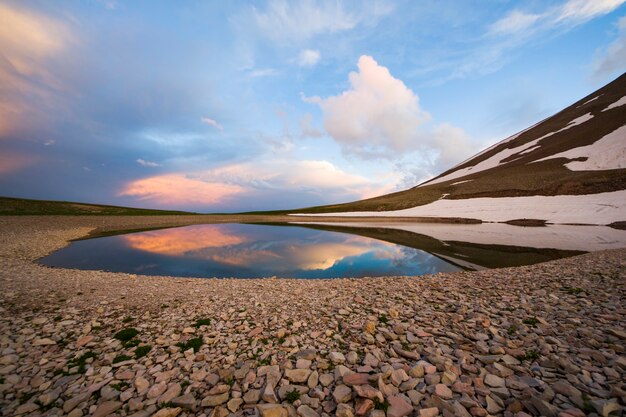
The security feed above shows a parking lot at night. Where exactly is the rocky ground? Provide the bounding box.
[0,216,624,417]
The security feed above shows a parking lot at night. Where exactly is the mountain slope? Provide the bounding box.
[292,73,626,224]
[0,196,196,216]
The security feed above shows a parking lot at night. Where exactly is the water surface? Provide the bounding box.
[40,222,626,278]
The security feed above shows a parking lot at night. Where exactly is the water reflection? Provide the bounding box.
[40,223,461,278]
[39,222,626,278]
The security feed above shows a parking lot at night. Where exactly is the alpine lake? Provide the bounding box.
[39,222,626,279]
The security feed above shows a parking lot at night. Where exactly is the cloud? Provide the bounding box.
[431,123,475,168]
[0,151,38,175]
[297,49,321,67]
[200,117,223,130]
[593,15,626,78]
[246,0,393,44]
[299,113,323,138]
[306,55,431,157]
[555,0,626,23]
[119,159,398,210]
[136,158,160,167]
[488,10,543,36]
[248,68,279,78]
[0,3,74,137]
[118,173,244,207]
[489,0,626,37]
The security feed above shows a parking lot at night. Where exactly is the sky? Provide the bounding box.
[0,0,625,212]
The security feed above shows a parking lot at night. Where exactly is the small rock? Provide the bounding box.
[201,392,229,407]
[387,395,413,417]
[92,401,122,417]
[419,407,439,417]
[333,384,352,403]
[257,404,288,417]
[435,384,453,399]
[152,407,182,417]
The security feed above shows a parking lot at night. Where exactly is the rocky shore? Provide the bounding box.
[0,216,624,417]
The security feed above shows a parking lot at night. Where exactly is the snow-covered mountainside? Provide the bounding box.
[293,73,626,225]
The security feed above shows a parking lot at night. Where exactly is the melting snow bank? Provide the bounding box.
[291,190,626,224]
[534,124,626,170]
[292,222,626,252]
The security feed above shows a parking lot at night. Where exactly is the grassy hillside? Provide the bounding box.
[0,197,196,216]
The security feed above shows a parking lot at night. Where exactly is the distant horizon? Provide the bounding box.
[1,1,625,212]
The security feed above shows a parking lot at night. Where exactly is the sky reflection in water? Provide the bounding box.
[41,224,461,278]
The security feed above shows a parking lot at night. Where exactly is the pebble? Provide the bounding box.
[0,218,624,417]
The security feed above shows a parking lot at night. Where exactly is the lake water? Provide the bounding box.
[39,222,626,279]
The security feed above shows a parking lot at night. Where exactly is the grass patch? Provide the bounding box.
[517,350,540,362]
[581,394,594,414]
[285,388,301,404]
[114,328,139,342]
[373,397,390,412]
[111,381,130,391]
[561,286,585,295]
[258,357,271,366]
[135,345,152,359]
[507,325,517,335]
[112,355,132,364]
[176,337,203,353]
[66,351,98,374]
[378,314,388,324]
[193,318,211,327]
[0,196,195,216]
[158,402,175,410]
[122,339,141,348]
[522,317,539,327]
[19,392,36,404]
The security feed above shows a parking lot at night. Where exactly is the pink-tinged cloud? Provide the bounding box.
[0,151,38,175]
[123,225,246,256]
[118,173,244,206]
[0,3,73,137]
[199,159,399,200]
[201,117,223,130]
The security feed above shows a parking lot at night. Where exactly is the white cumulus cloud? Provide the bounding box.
[200,117,223,130]
[136,158,160,167]
[306,55,431,157]
[298,49,321,67]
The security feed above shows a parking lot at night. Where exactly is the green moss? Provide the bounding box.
[373,398,390,412]
[122,316,134,323]
[123,339,141,348]
[378,314,388,324]
[177,337,203,353]
[135,345,152,359]
[114,328,139,342]
[517,350,540,362]
[194,318,211,327]
[112,354,132,364]
[285,388,301,404]
[66,351,98,374]
[522,317,539,327]
[111,381,130,391]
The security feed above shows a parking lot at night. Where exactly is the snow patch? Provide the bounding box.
[534,124,626,171]
[292,190,626,225]
[578,95,600,107]
[602,95,626,112]
[422,113,594,186]
[293,222,626,252]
